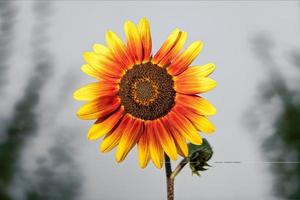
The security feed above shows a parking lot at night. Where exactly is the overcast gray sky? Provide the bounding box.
[2,1,300,200]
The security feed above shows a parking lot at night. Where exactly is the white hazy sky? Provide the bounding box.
[3,1,300,200]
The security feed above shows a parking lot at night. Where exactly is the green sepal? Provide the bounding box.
[188,138,213,176]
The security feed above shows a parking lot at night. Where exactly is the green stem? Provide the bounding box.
[170,158,188,180]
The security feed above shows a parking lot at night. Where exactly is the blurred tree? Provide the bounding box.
[250,34,300,199]
[25,132,82,200]
[0,1,16,90]
[0,1,53,199]
[0,2,82,200]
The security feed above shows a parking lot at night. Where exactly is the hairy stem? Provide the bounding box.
[164,154,174,200]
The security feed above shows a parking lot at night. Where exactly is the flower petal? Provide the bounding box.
[124,21,143,64]
[77,96,120,120]
[189,114,215,133]
[100,114,129,153]
[83,52,124,78]
[138,122,150,168]
[175,105,215,133]
[93,43,115,60]
[174,77,217,95]
[87,108,124,140]
[138,17,152,63]
[116,117,143,162]
[152,28,181,66]
[148,121,164,169]
[81,64,101,80]
[73,82,118,101]
[167,41,203,76]
[178,63,215,78]
[167,109,202,145]
[154,119,177,160]
[158,31,187,67]
[176,94,216,116]
[106,30,133,70]
[162,117,188,157]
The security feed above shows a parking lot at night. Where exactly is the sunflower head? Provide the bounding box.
[74,17,217,169]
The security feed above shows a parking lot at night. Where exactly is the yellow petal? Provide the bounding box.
[159,31,187,67]
[174,77,217,94]
[152,28,181,65]
[106,30,133,69]
[191,115,215,133]
[87,108,124,140]
[116,118,143,162]
[93,43,114,60]
[77,96,120,120]
[124,20,143,64]
[154,120,177,160]
[148,121,164,168]
[73,82,118,101]
[168,110,202,145]
[138,17,152,63]
[138,123,150,168]
[83,52,123,78]
[81,64,101,80]
[176,94,217,116]
[100,115,129,153]
[178,63,215,79]
[176,105,215,134]
[167,41,203,76]
[162,117,188,157]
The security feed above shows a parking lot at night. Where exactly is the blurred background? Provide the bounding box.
[0,1,300,200]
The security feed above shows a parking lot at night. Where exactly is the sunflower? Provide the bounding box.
[74,17,216,169]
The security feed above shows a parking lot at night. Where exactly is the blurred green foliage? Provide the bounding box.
[251,35,300,199]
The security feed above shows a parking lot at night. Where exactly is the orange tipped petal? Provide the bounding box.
[175,104,215,133]
[158,31,187,67]
[148,121,164,168]
[93,43,115,61]
[174,138,188,157]
[83,52,124,78]
[188,113,215,133]
[167,109,202,145]
[81,64,120,82]
[154,120,177,160]
[162,117,188,157]
[124,21,143,64]
[116,117,143,162]
[178,63,215,78]
[77,96,120,120]
[174,77,217,95]
[106,30,133,70]
[138,17,152,63]
[87,108,124,140]
[152,28,181,66]
[81,64,101,80]
[138,122,150,168]
[167,41,203,76]
[100,114,130,153]
[176,94,216,116]
[73,82,118,101]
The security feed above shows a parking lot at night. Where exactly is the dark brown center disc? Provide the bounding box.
[118,62,176,120]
